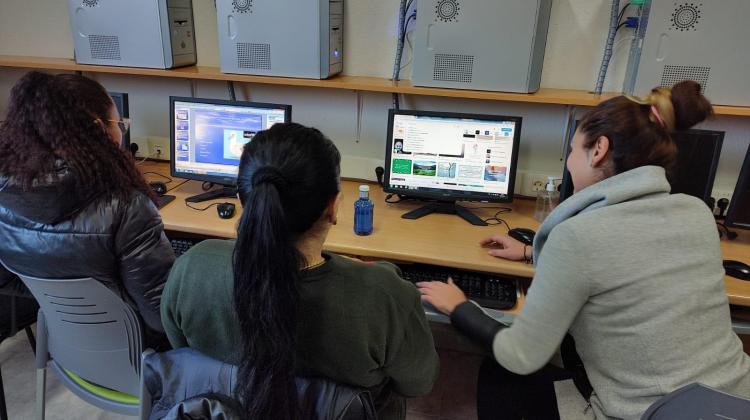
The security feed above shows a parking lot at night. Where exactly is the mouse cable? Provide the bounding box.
[166,179,190,193]
[185,201,221,212]
[716,221,738,240]
[384,194,411,204]
[142,172,173,183]
[483,214,511,231]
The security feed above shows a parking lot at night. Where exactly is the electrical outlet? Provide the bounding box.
[146,137,170,161]
[519,171,561,197]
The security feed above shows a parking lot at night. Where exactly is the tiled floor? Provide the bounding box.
[406,349,483,420]
[1,330,584,420]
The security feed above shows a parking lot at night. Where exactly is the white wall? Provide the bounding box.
[0,0,748,194]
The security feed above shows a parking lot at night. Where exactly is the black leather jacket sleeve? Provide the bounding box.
[450,301,508,350]
[114,194,175,333]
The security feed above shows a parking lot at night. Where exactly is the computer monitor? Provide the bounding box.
[384,109,522,226]
[558,122,724,208]
[726,145,750,230]
[109,92,130,151]
[170,97,291,203]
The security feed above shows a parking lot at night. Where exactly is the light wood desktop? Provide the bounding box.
[142,162,750,309]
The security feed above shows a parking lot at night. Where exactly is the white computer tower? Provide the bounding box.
[67,0,196,69]
[623,0,750,106]
[216,0,343,79]
[411,0,552,93]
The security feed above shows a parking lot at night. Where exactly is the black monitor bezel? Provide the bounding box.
[670,128,724,205]
[169,96,292,187]
[109,91,130,150]
[384,109,522,203]
[726,144,750,230]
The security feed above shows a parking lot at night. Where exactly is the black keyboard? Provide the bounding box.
[170,238,199,257]
[400,264,518,310]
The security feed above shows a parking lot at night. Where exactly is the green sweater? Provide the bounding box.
[161,239,439,397]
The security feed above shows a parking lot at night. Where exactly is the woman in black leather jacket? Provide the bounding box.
[0,71,174,349]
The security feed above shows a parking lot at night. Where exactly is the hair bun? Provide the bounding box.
[670,80,713,131]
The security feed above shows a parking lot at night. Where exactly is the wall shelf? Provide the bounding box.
[2,55,749,116]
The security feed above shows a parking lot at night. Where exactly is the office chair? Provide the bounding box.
[4,267,148,420]
[641,382,750,419]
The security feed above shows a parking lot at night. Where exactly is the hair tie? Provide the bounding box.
[251,166,289,190]
[650,105,667,128]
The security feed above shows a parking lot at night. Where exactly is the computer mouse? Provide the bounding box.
[149,181,167,196]
[217,202,236,220]
[508,227,536,246]
[724,260,750,281]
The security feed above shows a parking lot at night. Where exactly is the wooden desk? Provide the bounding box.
[142,162,750,308]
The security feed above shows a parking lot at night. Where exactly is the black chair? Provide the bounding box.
[0,276,38,420]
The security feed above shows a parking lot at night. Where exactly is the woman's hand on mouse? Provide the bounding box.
[417,278,467,315]
[480,235,526,261]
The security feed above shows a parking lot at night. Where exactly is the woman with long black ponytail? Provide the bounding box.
[163,123,440,419]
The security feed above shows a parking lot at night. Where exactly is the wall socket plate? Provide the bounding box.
[517,171,562,198]
[146,136,170,161]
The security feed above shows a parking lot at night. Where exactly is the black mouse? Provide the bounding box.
[724,260,750,281]
[508,227,536,246]
[217,202,236,219]
[149,181,167,196]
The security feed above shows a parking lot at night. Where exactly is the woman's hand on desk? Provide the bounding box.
[417,279,468,315]
[480,235,525,261]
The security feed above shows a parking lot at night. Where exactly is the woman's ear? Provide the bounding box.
[326,192,343,225]
[589,135,611,168]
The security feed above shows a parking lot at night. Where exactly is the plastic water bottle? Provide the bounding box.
[534,177,559,222]
[354,185,374,236]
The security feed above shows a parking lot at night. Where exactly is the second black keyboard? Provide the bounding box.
[399,264,518,310]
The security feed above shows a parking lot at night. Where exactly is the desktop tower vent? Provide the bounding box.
[435,0,460,23]
[89,35,121,60]
[232,0,253,14]
[82,0,99,7]
[660,65,709,93]
[433,53,473,83]
[670,2,702,31]
[237,43,271,69]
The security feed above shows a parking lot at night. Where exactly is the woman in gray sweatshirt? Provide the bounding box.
[419,80,750,420]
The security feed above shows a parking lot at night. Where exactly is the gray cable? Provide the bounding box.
[594,0,621,94]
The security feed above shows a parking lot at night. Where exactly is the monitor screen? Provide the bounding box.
[109,92,129,150]
[726,145,750,230]
[384,110,521,202]
[668,129,724,205]
[170,97,291,186]
[559,124,724,207]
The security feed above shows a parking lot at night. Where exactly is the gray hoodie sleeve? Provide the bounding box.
[492,224,590,374]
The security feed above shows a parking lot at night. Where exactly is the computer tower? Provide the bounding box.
[216,0,343,79]
[623,0,750,106]
[411,0,552,93]
[67,0,197,69]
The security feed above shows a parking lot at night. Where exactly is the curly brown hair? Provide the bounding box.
[578,80,714,177]
[0,71,155,206]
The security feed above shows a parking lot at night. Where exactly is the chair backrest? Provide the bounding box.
[6,267,142,396]
[142,348,377,420]
[641,382,750,420]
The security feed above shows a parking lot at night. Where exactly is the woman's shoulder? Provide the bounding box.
[326,254,419,305]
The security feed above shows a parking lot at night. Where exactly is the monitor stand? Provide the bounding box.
[185,186,237,203]
[401,202,487,226]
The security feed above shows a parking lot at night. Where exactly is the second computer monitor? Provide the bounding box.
[170,97,291,201]
[385,109,522,225]
[726,145,750,230]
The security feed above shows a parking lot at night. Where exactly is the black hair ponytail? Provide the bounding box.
[232,123,341,420]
